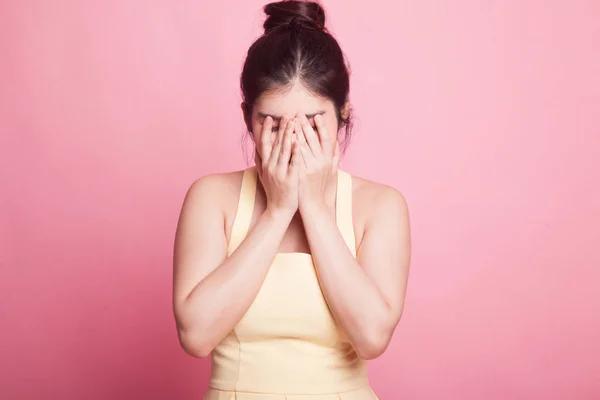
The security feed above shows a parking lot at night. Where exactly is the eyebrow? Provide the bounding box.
[257,111,326,122]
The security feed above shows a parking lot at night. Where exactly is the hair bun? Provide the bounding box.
[263,1,326,34]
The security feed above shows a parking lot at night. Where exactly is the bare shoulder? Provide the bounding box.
[185,169,244,202]
[177,169,248,244]
[349,173,409,227]
[180,169,246,223]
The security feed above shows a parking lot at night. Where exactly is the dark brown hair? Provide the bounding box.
[241,0,352,150]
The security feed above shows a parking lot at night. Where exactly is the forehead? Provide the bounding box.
[253,83,334,118]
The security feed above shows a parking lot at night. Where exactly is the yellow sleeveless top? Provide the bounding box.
[205,167,378,400]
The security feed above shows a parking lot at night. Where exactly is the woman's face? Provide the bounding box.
[247,83,340,156]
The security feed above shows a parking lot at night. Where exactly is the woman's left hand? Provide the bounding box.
[294,113,341,213]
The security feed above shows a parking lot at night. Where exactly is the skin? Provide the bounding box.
[172,83,411,360]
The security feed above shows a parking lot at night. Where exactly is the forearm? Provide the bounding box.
[301,201,393,358]
[176,208,292,354]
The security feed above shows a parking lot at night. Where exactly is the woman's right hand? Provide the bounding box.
[255,116,300,217]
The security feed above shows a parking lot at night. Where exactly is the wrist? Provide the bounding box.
[299,196,331,217]
[264,205,296,223]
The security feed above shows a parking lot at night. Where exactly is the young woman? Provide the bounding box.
[173,1,411,398]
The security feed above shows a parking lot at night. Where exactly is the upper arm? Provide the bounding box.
[172,175,229,310]
[356,186,411,322]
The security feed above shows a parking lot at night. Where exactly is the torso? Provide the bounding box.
[204,166,383,399]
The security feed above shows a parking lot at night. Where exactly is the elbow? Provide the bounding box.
[354,313,402,360]
[355,306,404,360]
[354,330,391,360]
[173,302,215,358]
[177,328,214,359]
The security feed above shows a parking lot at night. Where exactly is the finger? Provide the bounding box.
[269,117,287,168]
[289,136,301,176]
[278,119,295,169]
[295,125,310,157]
[332,140,341,170]
[260,116,273,163]
[296,115,321,157]
[298,137,314,169]
[314,114,333,155]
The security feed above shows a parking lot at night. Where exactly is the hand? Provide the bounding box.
[255,116,301,218]
[294,113,341,213]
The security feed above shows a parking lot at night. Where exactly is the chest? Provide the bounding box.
[233,254,341,347]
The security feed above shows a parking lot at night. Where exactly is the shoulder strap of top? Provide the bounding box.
[336,169,357,257]
[227,167,257,256]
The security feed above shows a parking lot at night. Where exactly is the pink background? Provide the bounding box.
[1,0,599,399]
